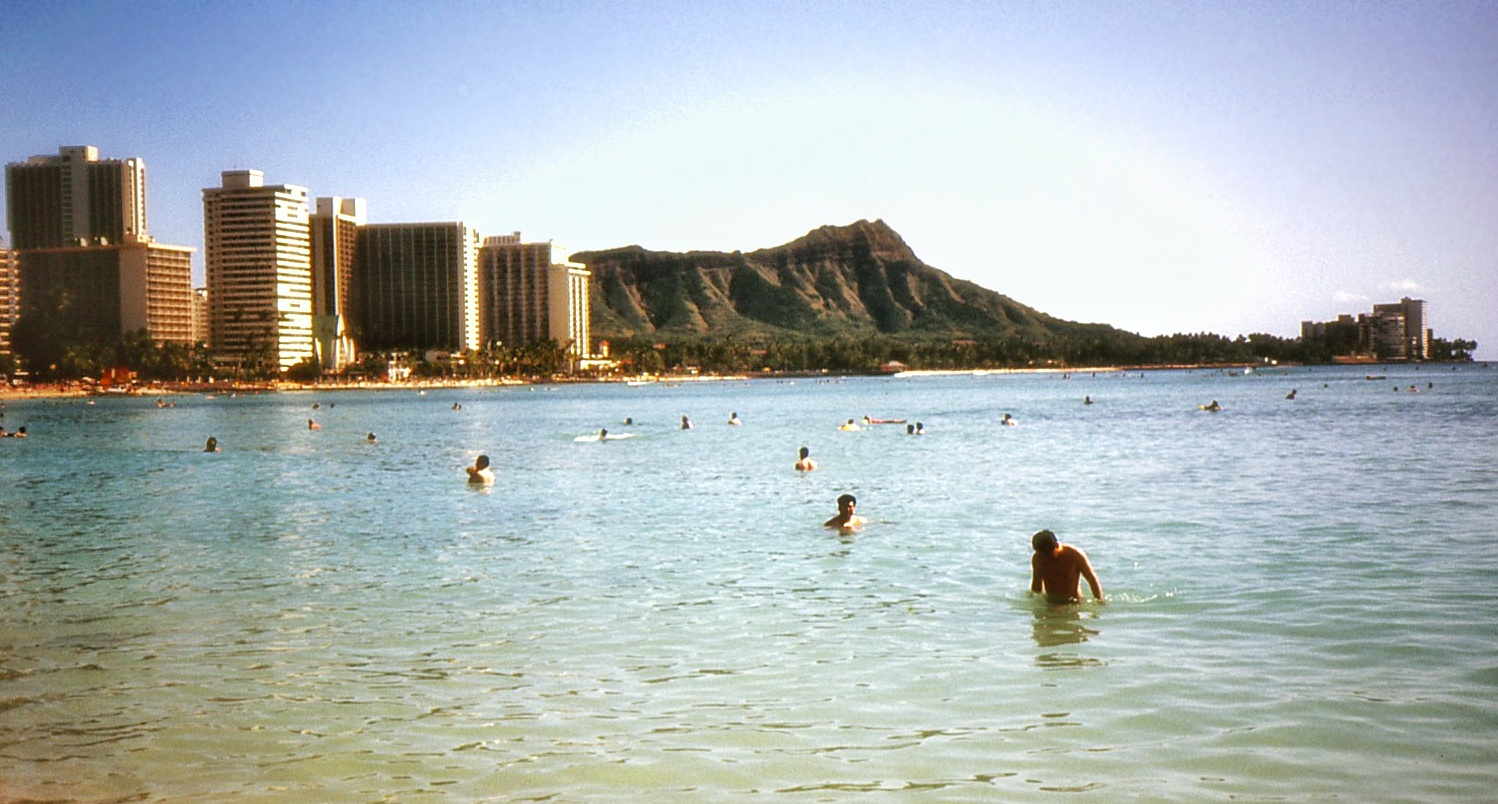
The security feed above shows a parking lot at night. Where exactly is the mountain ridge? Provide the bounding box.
[572,219,1136,345]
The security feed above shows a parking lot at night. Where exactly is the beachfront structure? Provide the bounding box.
[1369,297,1429,360]
[479,233,591,363]
[0,244,18,354]
[310,196,367,371]
[5,146,148,249]
[202,170,315,373]
[4,146,194,351]
[191,287,208,345]
[354,222,481,353]
[13,241,194,346]
[1301,296,1431,361]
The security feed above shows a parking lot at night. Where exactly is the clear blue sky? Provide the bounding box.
[4,0,1495,357]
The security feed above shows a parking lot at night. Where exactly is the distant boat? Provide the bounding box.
[626,379,656,387]
[1364,374,1387,380]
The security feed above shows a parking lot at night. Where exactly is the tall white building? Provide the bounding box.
[0,243,18,355]
[202,170,314,373]
[310,196,366,371]
[547,247,591,362]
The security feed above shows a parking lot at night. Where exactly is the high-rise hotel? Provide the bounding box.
[4,146,193,348]
[202,170,314,372]
[355,222,482,353]
[0,243,18,355]
[5,145,147,249]
[310,196,366,371]
[480,233,591,362]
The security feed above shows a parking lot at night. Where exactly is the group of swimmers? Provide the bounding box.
[813,495,1103,604]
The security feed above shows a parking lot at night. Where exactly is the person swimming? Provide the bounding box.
[823,493,864,531]
[366,432,378,443]
[915,421,925,435]
[1001,413,1017,426]
[307,418,321,430]
[838,418,860,431]
[1084,395,1094,405]
[1202,400,1222,412]
[466,454,494,485]
[204,436,219,452]
[624,417,634,425]
[906,424,915,435]
[681,415,693,430]
[728,412,742,426]
[1286,389,1297,400]
[599,428,608,440]
[795,446,817,472]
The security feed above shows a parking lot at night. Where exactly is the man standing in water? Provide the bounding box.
[466,454,495,485]
[1030,529,1104,604]
[824,494,863,531]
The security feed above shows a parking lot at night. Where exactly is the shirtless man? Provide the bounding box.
[466,454,495,485]
[795,446,817,472]
[824,494,864,531]
[1029,529,1104,604]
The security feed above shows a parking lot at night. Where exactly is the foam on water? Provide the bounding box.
[1,365,1496,801]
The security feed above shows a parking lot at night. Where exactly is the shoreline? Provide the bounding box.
[1,360,1484,402]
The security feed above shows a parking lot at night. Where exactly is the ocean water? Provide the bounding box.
[2,364,1496,802]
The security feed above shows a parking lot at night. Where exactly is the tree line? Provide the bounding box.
[1,320,1477,383]
[603,330,1479,375]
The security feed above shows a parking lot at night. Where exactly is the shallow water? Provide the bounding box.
[2,364,1496,801]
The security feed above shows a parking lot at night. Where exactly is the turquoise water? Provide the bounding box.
[2,365,1496,801]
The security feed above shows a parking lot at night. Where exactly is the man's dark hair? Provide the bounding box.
[837,494,856,507]
[1032,529,1058,552]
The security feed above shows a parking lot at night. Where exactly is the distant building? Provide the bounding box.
[1302,297,1431,360]
[0,243,18,355]
[310,196,366,371]
[14,241,194,345]
[5,146,147,249]
[355,222,481,353]
[202,170,315,372]
[4,146,194,354]
[1369,297,1428,360]
[479,233,591,363]
[191,287,208,345]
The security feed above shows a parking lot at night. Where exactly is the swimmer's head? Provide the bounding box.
[799,446,810,459]
[837,494,856,510]
[475,454,490,470]
[1032,529,1058,553]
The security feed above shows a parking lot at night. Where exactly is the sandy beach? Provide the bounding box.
[0,363,1277,402]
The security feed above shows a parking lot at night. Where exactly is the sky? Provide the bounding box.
[3,0,1495,357]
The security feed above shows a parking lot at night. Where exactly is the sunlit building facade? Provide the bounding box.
[202,170,315,372]
[0,244,18,355]
[14,241,193,346]
[192,287,209,345]
[310,196,366,371]
[479,233,591,362]
[5,146,147,249]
